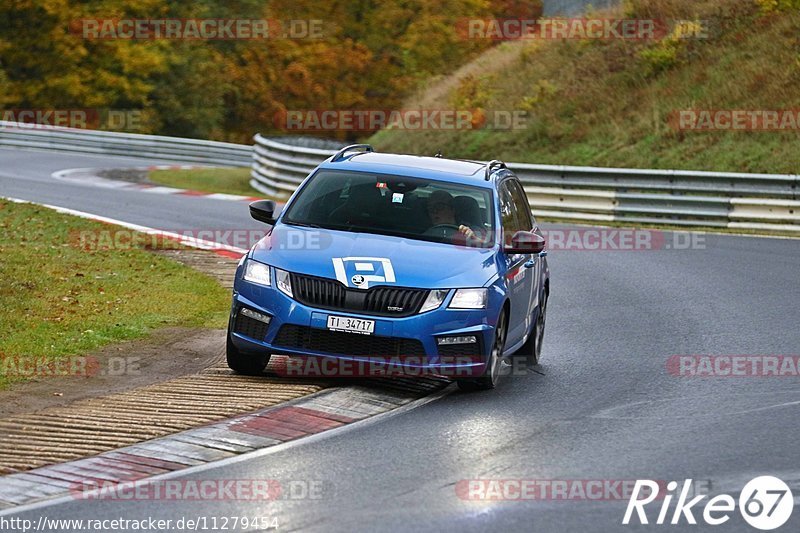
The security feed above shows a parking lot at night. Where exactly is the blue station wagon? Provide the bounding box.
[227,145,549,390]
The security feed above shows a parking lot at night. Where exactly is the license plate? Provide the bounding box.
[327,315,375,335]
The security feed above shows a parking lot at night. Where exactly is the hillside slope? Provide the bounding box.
[371,0,800,174]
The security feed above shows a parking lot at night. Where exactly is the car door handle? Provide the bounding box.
[524,259,536,268]
[539,251,548,258]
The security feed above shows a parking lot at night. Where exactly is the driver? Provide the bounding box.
[425,190,483,242]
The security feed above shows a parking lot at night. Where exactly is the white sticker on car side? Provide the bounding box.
[332,257,396,289]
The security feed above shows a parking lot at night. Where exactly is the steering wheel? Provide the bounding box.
[426,224,461,238]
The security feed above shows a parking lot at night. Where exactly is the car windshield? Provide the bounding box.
[282,170,495,248]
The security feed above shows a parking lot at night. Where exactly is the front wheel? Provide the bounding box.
[515,292,547,366]
[457,310,507,392]
[226,333,270,376]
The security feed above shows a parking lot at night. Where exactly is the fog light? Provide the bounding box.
[437,335,477,346]
[240,308,271,324]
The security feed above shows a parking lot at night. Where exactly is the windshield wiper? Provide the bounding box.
[283,220,323,229]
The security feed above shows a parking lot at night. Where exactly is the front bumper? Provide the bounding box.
[228,278,499,377]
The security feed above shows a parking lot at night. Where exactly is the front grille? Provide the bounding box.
[233,312,269,341]
[274,324,426,358]
[290,273,428,317]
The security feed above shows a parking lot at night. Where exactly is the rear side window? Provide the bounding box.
[499,180,532,244]
[498,183,517,245]
[500,183,518,231]
[507,180,533,230]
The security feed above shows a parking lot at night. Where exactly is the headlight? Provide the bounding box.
[448,288,487,309]
[243,259,271,286]
[275,268,293,297]
[420,289,449,313]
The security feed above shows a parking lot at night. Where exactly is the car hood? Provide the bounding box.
[251,225,498,289]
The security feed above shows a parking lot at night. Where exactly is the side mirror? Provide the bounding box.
[249,200,278,225]
[505,231,545,255]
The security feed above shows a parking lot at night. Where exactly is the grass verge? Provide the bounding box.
[0,200,231,390]
[149,167,261,197]
[370,0,800,175]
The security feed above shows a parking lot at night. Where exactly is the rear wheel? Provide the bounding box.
[457,310,507,392]
[515,291,547,366]
[226,333,270,376]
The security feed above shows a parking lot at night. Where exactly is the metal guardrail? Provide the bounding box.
[250,136,338,197]
[0,121,252,167]
[251,134,800,232]
[1,123,796,232]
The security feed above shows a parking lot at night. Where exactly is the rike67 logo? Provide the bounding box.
[624,476,794,530]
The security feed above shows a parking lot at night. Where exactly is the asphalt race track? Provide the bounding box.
[0,149,258,233]
[1,147,799,532]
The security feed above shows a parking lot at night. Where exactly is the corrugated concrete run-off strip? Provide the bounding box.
[0,374,448,508]
[0,359,324,474]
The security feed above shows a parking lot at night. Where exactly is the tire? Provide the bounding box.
[457,310,507,391]
[226,333,270,376]
[515,291,548,366]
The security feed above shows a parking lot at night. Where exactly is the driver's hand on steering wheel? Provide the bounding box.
[458,225,476,240]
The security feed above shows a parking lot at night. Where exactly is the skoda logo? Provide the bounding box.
[351,275,365,286]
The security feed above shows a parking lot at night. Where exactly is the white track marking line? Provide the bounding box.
[205,193,253,201]
[2,196,248,255]
[50,166,261,203]
[139,186,186,195]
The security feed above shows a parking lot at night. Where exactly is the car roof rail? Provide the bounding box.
[331,144,374,162]
[484,160,507,180]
